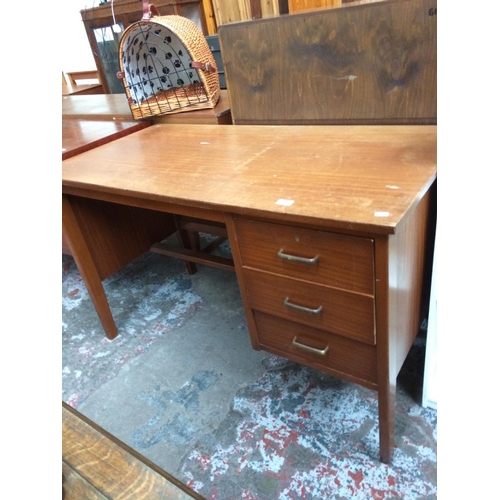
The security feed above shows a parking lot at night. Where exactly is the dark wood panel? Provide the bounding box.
[219,0,437,124]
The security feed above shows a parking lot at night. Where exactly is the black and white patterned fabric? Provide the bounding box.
[121,23,200,105]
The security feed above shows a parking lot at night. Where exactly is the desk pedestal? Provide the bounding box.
[226,186,435,463]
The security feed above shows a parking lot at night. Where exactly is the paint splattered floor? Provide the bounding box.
[62,249,437,499]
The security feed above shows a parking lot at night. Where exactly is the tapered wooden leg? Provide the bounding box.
[378,378,396,464]
[373,235,397,464]
[62,195,118,340]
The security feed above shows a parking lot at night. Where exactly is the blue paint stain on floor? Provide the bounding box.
[131,371,221,449]
[62,253,204,407]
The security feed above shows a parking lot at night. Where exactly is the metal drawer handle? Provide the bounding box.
[292,336,329,356]
[284,297,323,315]
[277,248,319,265]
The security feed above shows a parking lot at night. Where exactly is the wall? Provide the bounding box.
[61,1,99,72]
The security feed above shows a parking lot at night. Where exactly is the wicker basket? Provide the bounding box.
[117,3,220,119]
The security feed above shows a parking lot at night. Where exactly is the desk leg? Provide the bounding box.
[374,236,396,464]
[377,376,396,464]
[62,195,118,340]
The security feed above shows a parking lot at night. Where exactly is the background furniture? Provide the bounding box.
[63,402,203,499]
[288,0,341,12]
[65,69,101,85]
[77,0,367,94]
[62,83,104,96]
[62,118,149,160]
[210,0,288,25]
[63,94,134,121]
[62,90,232,124]
[80,0,212,94]
[62,123,436,463]
[209,1,382,32]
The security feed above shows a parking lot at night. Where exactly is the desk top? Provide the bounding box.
[62,403,202,499]
[62,119,150,160]
[62,124,437,234]
[62,90,232,124]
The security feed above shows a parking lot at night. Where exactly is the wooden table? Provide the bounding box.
[62,83,105,96]
[62,90,232,124]
[62,402,203,499]
[62,118,150,160]
[62,124,437,463]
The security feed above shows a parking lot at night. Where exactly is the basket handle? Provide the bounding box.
[142,0,160,20]
[191,61,217,74]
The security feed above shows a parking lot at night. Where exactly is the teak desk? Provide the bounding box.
[62,124,437,463]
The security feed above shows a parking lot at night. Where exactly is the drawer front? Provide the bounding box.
[254,311,378,386]
[233,218,375,295]
[244,268,375,345]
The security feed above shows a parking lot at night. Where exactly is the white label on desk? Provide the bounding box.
[275,199,295,206]
[200,142,211,145]
[374,211,390,217]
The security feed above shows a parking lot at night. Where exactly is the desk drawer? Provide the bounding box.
[244,268,375,345]
[233,218,374,295]
[254,311,378,386]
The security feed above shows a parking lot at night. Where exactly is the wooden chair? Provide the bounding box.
[151,216,234,274]
[65,70,101,85]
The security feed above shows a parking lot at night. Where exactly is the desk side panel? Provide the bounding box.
[66,196,177,279]
[388,181,435,375]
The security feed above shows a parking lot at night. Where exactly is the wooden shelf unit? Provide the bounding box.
[80,0,211,94]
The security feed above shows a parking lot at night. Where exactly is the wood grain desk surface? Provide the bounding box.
[62,119,150,160]
[62,402,203,500]
[62,124,437,235]
[62,90,232,124]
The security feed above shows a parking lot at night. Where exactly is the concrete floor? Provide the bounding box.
[73,262,270,475]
